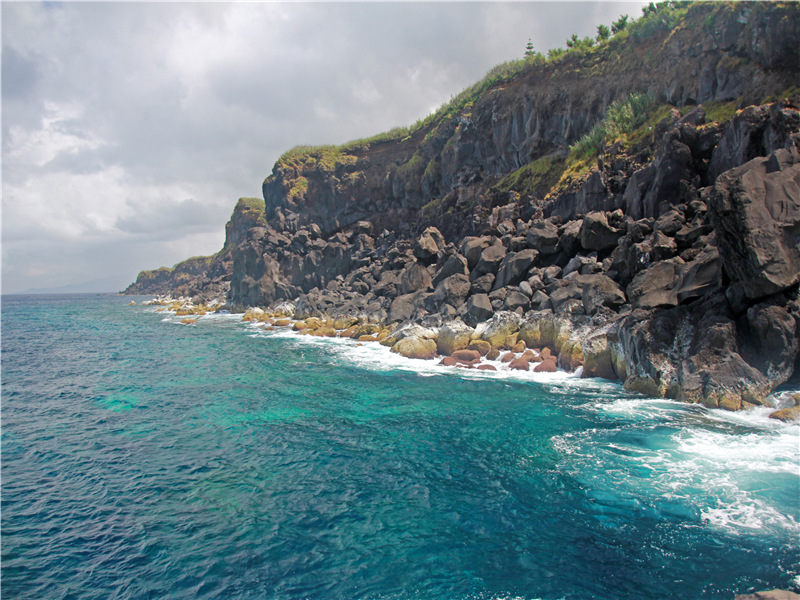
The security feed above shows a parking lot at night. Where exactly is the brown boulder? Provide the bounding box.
[508,357,530,371]
[468,339,492,356]
[534,358,558,372]
[451,349,481,362]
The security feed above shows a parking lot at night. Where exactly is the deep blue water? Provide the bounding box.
[2,294,798,600]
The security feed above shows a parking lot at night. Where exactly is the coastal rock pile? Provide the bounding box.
[126,3,800,412]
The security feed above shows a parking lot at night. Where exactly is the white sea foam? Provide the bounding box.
[558,394,800,537]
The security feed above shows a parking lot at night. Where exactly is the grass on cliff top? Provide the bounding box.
[275,1,703,172]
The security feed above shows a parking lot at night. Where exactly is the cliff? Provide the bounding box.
[127,1,800,411]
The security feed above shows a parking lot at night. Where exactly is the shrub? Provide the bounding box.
[569,92,657,161]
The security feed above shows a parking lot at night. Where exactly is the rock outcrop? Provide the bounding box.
[126,3,800,410]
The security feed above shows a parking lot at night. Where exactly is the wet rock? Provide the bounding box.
[769,406,800,422]
[392,336,437,360]
[508,357,530,371]
[437,320,475,356]
[451,349,482,363]
[467,339,491,356]
[534,358,558,372]
[473,311,522,348]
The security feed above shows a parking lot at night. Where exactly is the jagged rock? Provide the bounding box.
[557,220,583,256]
[709,103,800,180]
[503,291,531,313]
[472,243,507,277]
[742,299,799,385]
[579,274,627,315]
[461,294,494,327]
[526,221,560,255]
[493,249,538,290]
[708,146,800,301]
[581,325,620,380]
[617,297,772,410]
[381,322,437,348]
[414,226,445,263]
[430,273,471,310]
[580,212,623,251]
[651,230,678,261]
[437,320,475,356]
[548,281,584,313]
[470,273,496,295]
[399,262,433,295]
[529,290,552,311]
[627,250,721,309]
[432,254,469,287]
[460,236,494,269]
[389,292,423,323]
[473,310,522,348]
[653,209,685,236]
[373,269,402,297]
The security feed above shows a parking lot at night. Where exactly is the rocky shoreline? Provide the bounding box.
[126,3,800,414]
[139,291,800,423]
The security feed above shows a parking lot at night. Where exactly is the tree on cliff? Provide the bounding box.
[525,39,535,58]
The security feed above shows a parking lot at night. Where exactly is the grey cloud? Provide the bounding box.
[2,1,646,294]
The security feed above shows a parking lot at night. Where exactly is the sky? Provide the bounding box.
[2,1,647,294]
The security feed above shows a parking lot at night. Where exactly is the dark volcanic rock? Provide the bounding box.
[493,249,538,290]
[708,146,800,301]
[461,294,494,327]
[526,221,560,255]
[580,212,623,251]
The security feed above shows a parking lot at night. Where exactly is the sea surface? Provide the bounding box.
[2,293,798,600]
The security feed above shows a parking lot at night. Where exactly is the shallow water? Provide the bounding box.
[2,294,798,600]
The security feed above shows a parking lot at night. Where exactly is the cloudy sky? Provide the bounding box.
[2,1,645,294]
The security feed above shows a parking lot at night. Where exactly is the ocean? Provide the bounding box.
[2,293,798,600]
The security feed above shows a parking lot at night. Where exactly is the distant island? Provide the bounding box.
[126,1,800,414]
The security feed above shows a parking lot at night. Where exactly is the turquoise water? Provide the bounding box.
[2,294,798,600]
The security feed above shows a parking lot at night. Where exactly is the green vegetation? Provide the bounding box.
[491,155,566,200]
[235,197,267,226]
[570,92,657,161]
[703,100,739,123]
[276,2,698,177]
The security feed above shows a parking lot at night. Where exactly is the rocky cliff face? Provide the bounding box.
[123,196,267,300]
[127,2,800,410]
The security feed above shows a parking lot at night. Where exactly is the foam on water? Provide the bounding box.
[560,395,800,538]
